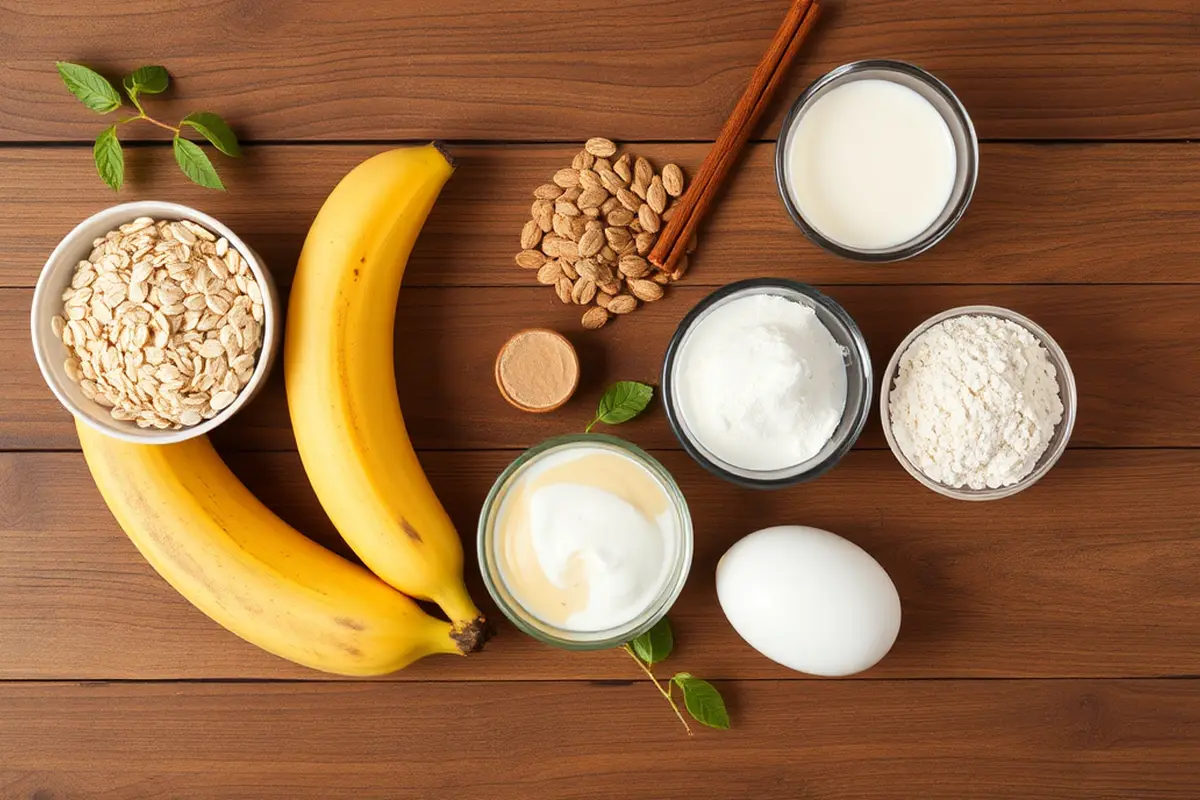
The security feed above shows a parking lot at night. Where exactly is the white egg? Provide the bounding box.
[716,525,901,676]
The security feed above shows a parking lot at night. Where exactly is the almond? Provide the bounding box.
[599,244,618,263]
[537,260,563,285]
[634,156,654,189]
[617,188,641,212]
[608,294,638,315]
[555,200,581,217]
[660,204,676,222]
[631,179,648,200]
[561,186,583,202]
[594,157,612,172]
[560,258,579,280]
[600,196,621,215]
[661,164,685,197]
[572,149,595,171]
[629,279,664,302]
[598,168,626,194]
[618,254,651,278]
[555,275,574,303]
[578,169,604,191]
[613,153,633,183]
[553,214,573,239]
[533,199,554,232]
[516,250,546,270]
[595,291,614,310]
[638,204,660,233]
[582,306,610,330]
[647,176,667,214]
[571,278,597,305]
[553,168,580,188]
[605,226,632,250]
[654,270,673,285]
[636,231,655,255]
[577,187,608,210]
[521,220,542,250]
[585,137,618,157]
[579,228,604,258]
[583,206,601,219]
[570,216,589,241]
[605,208,635,227]
[575,258,601,282]
[534,183,564,200]
[540,234,562,257]
[557,239,580,260]
[670,256,689,282]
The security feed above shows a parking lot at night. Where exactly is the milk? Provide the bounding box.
[784,79,957,251]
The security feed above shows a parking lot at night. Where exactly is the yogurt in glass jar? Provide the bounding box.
[478,434,692,648]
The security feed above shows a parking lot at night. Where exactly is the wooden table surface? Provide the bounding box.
[3,1,1199,797]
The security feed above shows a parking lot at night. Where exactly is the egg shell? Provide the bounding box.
[716,525,901,676]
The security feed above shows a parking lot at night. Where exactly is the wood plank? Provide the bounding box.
[2,679,1198,799]
[5,143,1200,288]
[2,1,1198,141]
[3,449,1198,681]
[4,284,1198,451]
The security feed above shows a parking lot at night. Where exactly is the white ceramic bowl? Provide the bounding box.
[31,201,281,444]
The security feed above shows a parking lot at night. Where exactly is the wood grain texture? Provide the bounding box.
[4,284,1198,451]
[3,449,1198,681]
[2,1,1199,141]
[2,680,1199,799]
[4,143,1200,288]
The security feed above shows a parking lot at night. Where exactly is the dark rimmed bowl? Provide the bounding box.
[661,279,872,489]
[775,59,979,262]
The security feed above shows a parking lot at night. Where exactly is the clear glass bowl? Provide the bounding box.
[775,59,979,262]
[880,306,1078,501]
[661,279,873,489]
[477,433,693,650]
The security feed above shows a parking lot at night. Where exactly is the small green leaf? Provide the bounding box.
[671,673,730,730]
[587,380,653,432]
[56,62,121,113]
[123,65,169,100]
[173,136,225,191]
[180,111,241,157]
[629,618,674,665]
[93,126,123,192]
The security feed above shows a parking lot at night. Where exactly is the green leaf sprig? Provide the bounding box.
[622,618,730,734]
[55,62,240,192]
[586,380,653,433]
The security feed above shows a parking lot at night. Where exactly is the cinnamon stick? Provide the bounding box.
[650,0,821,273]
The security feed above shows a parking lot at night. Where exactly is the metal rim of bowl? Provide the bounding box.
[660,278,873,490]
[476,432,694,650]
[774,59,980,263]
[879,305,1078,501]
[30,200,279,444]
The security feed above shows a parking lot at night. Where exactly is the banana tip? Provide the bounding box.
[451,615,493,654]
[431,140,456,170]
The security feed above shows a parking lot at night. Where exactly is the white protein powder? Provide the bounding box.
[675,293,847,471]
[888,315,1064,489]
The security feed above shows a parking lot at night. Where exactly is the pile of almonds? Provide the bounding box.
[52,217,266,430]
[514,138,691,329]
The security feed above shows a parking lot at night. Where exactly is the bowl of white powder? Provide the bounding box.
[881,306,1077,500]
[662,279,873,489]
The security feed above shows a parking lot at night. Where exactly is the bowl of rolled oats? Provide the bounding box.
[31,201,280,444]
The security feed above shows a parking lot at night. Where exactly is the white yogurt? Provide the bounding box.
[495,444,680,632]
[674,293,847,471]
[784,78,957,250]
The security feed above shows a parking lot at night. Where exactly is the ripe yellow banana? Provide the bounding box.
[285,143,489,649]
[77,421,472,676]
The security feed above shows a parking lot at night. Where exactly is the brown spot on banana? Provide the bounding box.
[400,518,422,543]
[334,616,366,631]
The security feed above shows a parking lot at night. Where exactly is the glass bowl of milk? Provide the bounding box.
[477,434,693,649]
[776,59,979,262]
[661,279,873,489]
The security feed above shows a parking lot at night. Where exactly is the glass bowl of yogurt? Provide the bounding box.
[775,59,979,262]
[661,279,873,489]
[477,433,693,649]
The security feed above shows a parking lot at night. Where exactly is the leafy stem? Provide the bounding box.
[55,62,238,192]
[622,644,693,736]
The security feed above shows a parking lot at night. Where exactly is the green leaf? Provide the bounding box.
[629,618,673,665]
[93,126,123,192]
[671,674,730,730]
[173,136,225,191]
[123,65,169,100]
[180,111,241,157]
[56,62,121,113]
[587,380,653,431]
